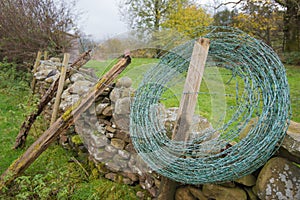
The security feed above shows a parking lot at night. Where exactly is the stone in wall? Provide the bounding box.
[110,77,134,132]
[280,121,300,161]
[256,157,300,200]
[202,184,247,200]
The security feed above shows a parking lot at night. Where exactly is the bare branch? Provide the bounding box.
[214,0,244,10]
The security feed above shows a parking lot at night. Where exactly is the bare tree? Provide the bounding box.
[0,0,79,64]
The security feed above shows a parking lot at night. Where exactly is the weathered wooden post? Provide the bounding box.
[158,38,210,200]
[50,53,69,125]
[43,51,49,60]
[1,54,131,190]
[14,50,91,149]
[31,51,42,94]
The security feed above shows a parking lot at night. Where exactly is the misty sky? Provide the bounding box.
[77,0,128,40]
[76,0,229,40]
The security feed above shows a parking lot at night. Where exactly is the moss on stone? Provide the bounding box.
[71,135,83,145]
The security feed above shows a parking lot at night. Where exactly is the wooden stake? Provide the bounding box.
[50,53,69,125]
[14,50,91,149]
[158,38,210,200]
[31,51,42,93]
[172,38,210,141]
[1,55,131,190]
[44,51,49,60]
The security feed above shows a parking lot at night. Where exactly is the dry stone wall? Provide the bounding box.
[34,58,300,200]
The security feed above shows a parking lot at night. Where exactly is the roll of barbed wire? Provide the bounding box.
[129,26,291,184]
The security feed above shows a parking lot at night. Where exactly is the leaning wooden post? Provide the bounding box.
[158,38,210,200]
[13,50,92,149]
[1,54,131,190]
[31,51,42,93]
[50,53,69,125]
[44,51,49,60]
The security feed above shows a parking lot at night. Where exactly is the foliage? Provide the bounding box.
[215,0,300,52]
[213,8,238,26]
[119,0,192,35]
[282,51,300,65]
[232,1,283,47]
[0,0,79,63]
[162,4,213,38]
[286,65,300,122]
[0,60,31,90]
[72,179,149,200]
[275,0,300,52]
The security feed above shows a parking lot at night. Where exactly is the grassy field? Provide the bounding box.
[0,58,298,199]
[0,62,147,199]
[87,58,299,123]
[286,65,300,122]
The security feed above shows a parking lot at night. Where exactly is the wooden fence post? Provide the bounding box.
[44,51,49,60]
[31,51,42,93]
[50,53,69,125]
[158,38,210,200]
[1,54,131,190]
[14,50,91,149]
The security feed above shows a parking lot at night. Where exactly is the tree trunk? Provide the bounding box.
[282,0,300,52]
[158,38,210,199]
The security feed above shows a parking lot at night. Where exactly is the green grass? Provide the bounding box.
[286,65,300,122]
[85,58,159,88]
[88,58,299,124]
[0,61,147,199]
[0,59,298,199]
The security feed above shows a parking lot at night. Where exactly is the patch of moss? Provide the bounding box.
[71,135,83,145]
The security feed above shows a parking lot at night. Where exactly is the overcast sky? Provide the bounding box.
[76,0,128,40]
[76,0,228,40]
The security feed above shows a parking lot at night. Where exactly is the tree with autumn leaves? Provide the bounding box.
[120,0,299,58]
[120,0,213,39]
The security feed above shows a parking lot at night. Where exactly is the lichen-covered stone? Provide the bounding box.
[118,150,131,160]
[113,154,128,169]
[115,77,132,88]
[123,178,133,185]
[91,135,109,148]
[175,187,196,200]
[93,150,115,162]
[105,161,121,172]
[60,93,80,110]
[70,73,85,83]
[111,138,125,149]
[202,184,247,200]
[235,174,257,186]
[125,143,136,153]
[281,120,300,159]
[105,173,118,182]
[102,106,113,116]
[114,97,131,115]
[122,172,139,182]
[106,126,116,133]
[96,103,109,115]
[256,157,300,200]
[68,80,93,94]
[244,187,258,200]
[189,187,207,200]
[105,145,118,153]
[113,114,130,131]
[50,57,61,62]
